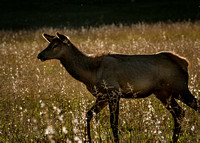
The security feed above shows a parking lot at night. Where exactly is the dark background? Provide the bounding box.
[1,0,200,30]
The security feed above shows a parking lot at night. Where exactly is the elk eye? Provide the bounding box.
[53,45,57,48]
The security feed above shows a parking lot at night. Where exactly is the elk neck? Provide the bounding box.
[59,43,98,85]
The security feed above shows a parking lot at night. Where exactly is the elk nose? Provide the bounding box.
[37,53,42,59]
[37,53,46,61]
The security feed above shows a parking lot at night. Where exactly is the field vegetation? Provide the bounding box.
[0,22,200,142]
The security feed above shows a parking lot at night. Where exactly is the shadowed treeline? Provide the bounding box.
[1,0,199,30]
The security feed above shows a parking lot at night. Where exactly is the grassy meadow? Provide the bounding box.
[0,22,200,142]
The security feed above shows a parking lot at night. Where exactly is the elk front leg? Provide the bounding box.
[108,95,120,143]
[86,98,108,142]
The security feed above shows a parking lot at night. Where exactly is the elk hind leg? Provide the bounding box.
[175,89,200,113]
[156,92,185,143]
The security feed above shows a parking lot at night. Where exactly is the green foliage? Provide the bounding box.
[0,22,200,142]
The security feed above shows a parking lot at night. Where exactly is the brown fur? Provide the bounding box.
[92,51,109,57]
[158,51,189,72]
[38,33,199,143]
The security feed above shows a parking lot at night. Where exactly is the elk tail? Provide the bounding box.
[161,52,189,73]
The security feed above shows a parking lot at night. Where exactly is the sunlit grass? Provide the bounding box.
[0,22,200,142]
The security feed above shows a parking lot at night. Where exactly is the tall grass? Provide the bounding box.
[0,22,200,142]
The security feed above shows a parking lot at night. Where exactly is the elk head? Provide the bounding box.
[37,32,70,61]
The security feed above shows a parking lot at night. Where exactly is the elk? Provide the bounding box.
[37,32,199,143]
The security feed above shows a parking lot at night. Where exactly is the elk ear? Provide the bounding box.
[42,33,54,43]
[56,32,70,43]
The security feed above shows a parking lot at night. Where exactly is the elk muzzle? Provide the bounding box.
[37,52,47,62]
